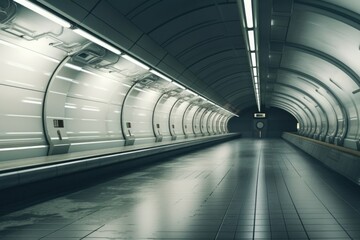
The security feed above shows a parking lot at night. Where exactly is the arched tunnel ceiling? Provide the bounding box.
[38,0,253,113]
[38,0,359,116]
[106,0,253,113]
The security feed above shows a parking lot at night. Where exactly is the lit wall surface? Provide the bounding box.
[0,1,235,161]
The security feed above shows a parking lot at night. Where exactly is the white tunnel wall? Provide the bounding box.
[122,84,162,145]
[281,49,360,143]
[153,95,177,141]
[273,2,360,150]
[0,3,236,161]
[224,116,231,133]
[207,112,217,135]
[266,2,360,150]
[0,33,64,160]
[218,115,226,134]
[276,77,338,141]
[201,110,212,136]
[223,115,231,133]
[213,113,222,134]
[169,101,190,140]
[217,114,226,134]
[183,105,199,138]
[193,108,206,136]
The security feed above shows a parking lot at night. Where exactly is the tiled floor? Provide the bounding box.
[1,139,360,239]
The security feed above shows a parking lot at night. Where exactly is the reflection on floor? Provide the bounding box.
[1,139,360,239]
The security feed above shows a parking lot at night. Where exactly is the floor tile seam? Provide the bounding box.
[282,139,360,216]
[277,155,310,240]
[39,208,104,239]
[282,143,359,238]
[262,168,273,235]
[314,170,360,218]
[79,224,105,239]
[252,145,263,240]
[206,167,233,200]
[213,180,243,240]
[37,217,90,239]
[270,162,291,239]
[300,178,354,239]
[233,148,262,238]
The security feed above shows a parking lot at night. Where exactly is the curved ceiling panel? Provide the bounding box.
[287,7,360,78]
[276,71,338,126]
[280,47,360,132]
[270,101,303,125]
[271,92,315,127]
[320,0,360,15]
[105,0,253,113]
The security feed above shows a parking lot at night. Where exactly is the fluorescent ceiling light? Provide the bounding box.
[248,30,255,51]
[251,52,257,66]
[14,0,71,28]
[73,29,121,55]
[252,67,257,77]
[150,70,172,82]
[255,83,259,89]
[185,89,195,95]
[121,54,149,70]
[199,96,206,101]
[243,0,254,28]
[254,76,258,83]
[172,81,185,89]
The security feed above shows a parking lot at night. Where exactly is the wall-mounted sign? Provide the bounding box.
[254,113,266,118]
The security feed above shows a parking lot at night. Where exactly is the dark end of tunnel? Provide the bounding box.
[228,107,298,138]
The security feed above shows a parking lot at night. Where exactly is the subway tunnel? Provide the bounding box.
[0,0,360,239]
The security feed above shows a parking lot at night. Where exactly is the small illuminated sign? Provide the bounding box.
[254,113,266,118]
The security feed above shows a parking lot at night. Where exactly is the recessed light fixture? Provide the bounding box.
[248,30,255,51]
[150,70,172,82]
[121,54,150,70]
[243,0,254,28]
[73,29,121,55]
[253,67,258,77]
[242,0,260,112]
[251,52,257,66]
[14,0,72,28]
[172,81,185,90]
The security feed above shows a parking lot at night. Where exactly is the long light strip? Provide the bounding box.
[185,89,195,95]
[248,30,255,51]
[73,29,121,55]
[121,54,150,70]
[14,0,71,28]
[250,52,257,66]
[149,69,172,82]
[252,67,257,76]
[243,0,254,28]
[172,81,185,90]
[242,0,260,112]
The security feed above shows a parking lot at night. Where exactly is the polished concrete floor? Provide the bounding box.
[1,139,360,239]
